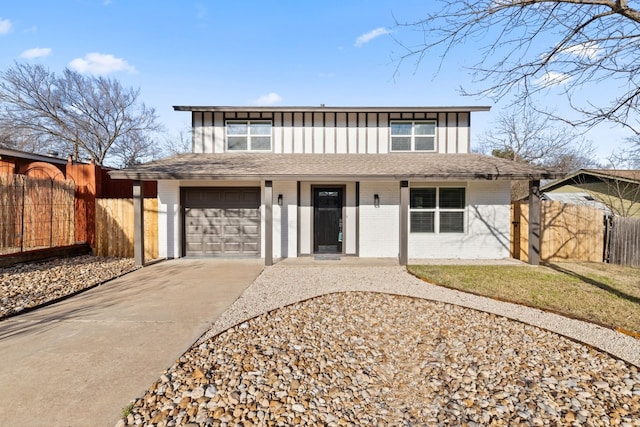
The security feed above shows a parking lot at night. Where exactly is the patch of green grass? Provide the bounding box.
[407,262,640,335]
[121,402,134,418]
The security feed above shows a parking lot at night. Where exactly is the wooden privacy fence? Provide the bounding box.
[1,174,75,255]
[607,216,640,267]
[95,198,158,261]
[511,201,605,262]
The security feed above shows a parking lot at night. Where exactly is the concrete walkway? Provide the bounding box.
[0,259,264,427]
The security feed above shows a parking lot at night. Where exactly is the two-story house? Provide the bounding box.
[111,106,554,266]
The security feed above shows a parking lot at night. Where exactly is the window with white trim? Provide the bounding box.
[226,120,272,151]
[410,187,466,233]
[390,121,436,152]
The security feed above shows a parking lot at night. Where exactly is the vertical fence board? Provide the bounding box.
[95,198,158,261]
[512,200,605,263]
[609,217,640,267]
[1,174,75,255]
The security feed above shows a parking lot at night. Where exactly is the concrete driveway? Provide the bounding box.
[0,258,263,427]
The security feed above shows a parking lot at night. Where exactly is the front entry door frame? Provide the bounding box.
[312,185,345,254]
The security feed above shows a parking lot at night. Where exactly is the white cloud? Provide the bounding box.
[20,47,52,59]
[251,92,282,105]
[562,42,601,60]
[0,18,12,35]
[354,27,390,47]
[69,52,136,75]
[535,71,571,88]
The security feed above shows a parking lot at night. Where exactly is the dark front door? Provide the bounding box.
[313,187,343,253]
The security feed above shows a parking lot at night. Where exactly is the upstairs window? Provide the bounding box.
[391,121,436,152]
[226,120,272,151]
[410,187,466,233]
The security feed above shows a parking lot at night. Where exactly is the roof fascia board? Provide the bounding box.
[109,171,553,181]
[173,105,492,113]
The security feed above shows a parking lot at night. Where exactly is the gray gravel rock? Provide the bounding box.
[0,255,137,318]
[120,287,640,426]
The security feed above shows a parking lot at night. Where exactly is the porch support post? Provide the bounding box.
[265,180,273,266]
[528,179,541,265]
[399,180,409,265]
[133,180,145,267]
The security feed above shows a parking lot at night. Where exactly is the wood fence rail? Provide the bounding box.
[95,198,158,262]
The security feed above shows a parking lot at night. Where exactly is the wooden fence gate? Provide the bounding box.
[1,174,75,255]
[95,198,158,262]
[607,216,640,267]
[511,201,605,262]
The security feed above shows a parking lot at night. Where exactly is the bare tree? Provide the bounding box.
[0,124,43,153]
[109,132,164,168]
[0,62,162,166]
[479,103,597,172]
[161,128,193,157]
[395,0,640,137]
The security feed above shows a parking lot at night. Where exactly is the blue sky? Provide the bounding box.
[0,0,630,161]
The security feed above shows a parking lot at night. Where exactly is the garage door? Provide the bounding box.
[183,187,260,257]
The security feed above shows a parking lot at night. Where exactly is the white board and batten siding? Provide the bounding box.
[191,111,471,155]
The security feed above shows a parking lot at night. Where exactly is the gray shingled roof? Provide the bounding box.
[109,153,557,181]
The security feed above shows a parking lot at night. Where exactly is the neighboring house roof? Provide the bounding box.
[542,191,612,214]
[173,105,492,113]
[542,169,640,192]
[0,147,75,166]
[109,153,557,181]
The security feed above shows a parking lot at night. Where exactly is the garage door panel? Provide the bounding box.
[204,242,222,253]
[224,225,241,235]
[243,242,259,252]
[183,187,261,257]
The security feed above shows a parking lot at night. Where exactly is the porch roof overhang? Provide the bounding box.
[109,153,558,182]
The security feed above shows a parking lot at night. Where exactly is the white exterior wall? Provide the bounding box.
[407,181,511,259]
[345,182,356,255]
[299,183,312,255]
[156,178,510,261]
[157,180,180,259]
[272,181,298,259]
[359,181,400,257]
[191,111,471,155]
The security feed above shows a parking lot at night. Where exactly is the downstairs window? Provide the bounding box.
[410,187,466,233]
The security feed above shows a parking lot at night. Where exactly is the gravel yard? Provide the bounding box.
[0,255,137,319]
[119,264,640,427]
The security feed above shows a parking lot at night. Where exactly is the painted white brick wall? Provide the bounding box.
[359,182,400,257]
[345,182,357,255]
[408,181,511,259]
[299,183,312,255]
[272,181,298,259]
[157,180,180,259]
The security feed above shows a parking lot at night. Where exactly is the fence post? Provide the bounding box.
[265,181,273,266]
[133,181,145,266]
[399,181,409,266]
[20,178,25,253]
[528,180,541,265]
[49,179,54,248]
